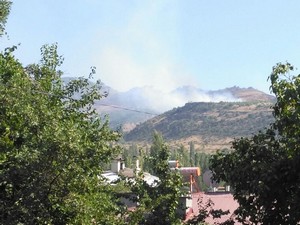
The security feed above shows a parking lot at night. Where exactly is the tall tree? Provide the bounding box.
[189,141,195,166]
[0,44,122,224]
[143,131,165,174]
[128,132,184,225]
[211,62,300,224]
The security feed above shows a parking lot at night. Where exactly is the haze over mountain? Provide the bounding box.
[62,77,275,130]
[96,83,274,128]
[99,84,274,113]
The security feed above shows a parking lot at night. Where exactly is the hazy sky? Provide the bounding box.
[2,0,300,94]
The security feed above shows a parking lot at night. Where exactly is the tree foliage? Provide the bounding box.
[189,141,195,167]
[0,0,11,36]
[0,45,122,224]
[211,62,300,224]
[126,132,184,225]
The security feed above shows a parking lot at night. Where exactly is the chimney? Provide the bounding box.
[168,160,179,168]
[135,158,141,175]
[111,157,124,173]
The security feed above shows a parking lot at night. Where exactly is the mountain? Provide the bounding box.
[96,85,274,129]
[95,86,159,129]
[123,101,275,153]
[61,77,275,135]
[219,86,275,102]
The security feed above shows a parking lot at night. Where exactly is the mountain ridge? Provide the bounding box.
[123,101,274,152]
[62,77,275,138]
[97,84,275,128]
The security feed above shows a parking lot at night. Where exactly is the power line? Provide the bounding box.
[0,67,159,116]
[97,103,158,116]
[33,90,158,115]
[16,88,159,116]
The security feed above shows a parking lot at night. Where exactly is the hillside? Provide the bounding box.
[124,101,275,152]
[97,85,274,129]
[218,86,275,102]
[62,78,275,140]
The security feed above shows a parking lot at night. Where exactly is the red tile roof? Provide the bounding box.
[191,192,240,224]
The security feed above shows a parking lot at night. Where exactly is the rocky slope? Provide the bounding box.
[123,101,274,153]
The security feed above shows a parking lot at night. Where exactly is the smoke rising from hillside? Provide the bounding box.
[141,86,240,112]
[105,85,241,113]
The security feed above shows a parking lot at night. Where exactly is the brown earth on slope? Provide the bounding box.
[224,86,275,102]
[124,101,274,153]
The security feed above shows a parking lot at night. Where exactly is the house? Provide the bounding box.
[101,157,159,186]
[101,157,239,224]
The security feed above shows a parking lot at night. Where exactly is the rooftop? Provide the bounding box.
[191,192,240,224]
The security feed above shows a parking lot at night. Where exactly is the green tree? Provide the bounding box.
[195,152,211,192]
[0,0,11,36]
[123,144,139,168]
[176,144,189,167]
[143,131,165,174]
[0,44,122,224]
[127,132,184,225]
[189,141,195,166]
[211,62,300,224]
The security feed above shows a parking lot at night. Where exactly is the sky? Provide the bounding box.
[2,0,300,94]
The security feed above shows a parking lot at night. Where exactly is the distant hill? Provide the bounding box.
[219,86,275,102]
[97,85,274,130]
[123,101,275,152]
[61,77,157,128]
[61,77,275,137]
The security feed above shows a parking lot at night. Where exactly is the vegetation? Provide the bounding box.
[0,7,189,224]
[135,132,184,225]
[124,101,274,146]
[123,140,212,192]
[123,132,229,225]
[170,144,211,191]
[0,6,201,224]
[0,44,123,224]
[5,2,300,224]
[0,0,11,36]
[211,62,300,224]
